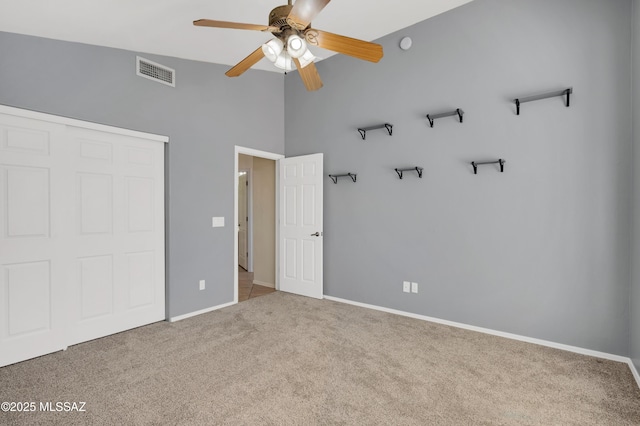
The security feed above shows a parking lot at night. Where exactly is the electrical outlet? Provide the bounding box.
[403,281,411,293]
[411,282,418,294]
[199,280,205,290]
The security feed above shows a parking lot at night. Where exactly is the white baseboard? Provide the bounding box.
[628,359,640,389]
[323,295,640,389]
[167,301,236,322]
[252,280,275,288]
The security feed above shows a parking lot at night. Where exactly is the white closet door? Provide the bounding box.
[0,114,69,366]
[66,127,165,346]
[0,107,165,367]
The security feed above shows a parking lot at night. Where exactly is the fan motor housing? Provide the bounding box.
[269,5,293,28]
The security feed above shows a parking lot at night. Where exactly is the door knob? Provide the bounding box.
[310,232,320,237]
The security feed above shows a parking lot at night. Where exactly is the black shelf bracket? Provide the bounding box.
[514,88,572,115]
[395,167,423,179]
[426,108,464,128]
[471,159,505,174]
[357,123,393,140]
[328,173,357,184]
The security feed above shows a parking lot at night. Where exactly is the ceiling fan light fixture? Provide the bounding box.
[262,38,284,62]
[287,34,307,58]
[298,48,315,68]
[194,0,383,91]
[274,51,295,72]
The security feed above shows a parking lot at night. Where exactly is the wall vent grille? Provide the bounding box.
[136,56,175,87]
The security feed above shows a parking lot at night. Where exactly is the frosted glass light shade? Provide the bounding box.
[274,51,295,72]
[262,39,283,62]
[287,34,307,58]
[298,49,315,68]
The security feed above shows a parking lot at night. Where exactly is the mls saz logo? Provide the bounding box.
[40,402,87,412]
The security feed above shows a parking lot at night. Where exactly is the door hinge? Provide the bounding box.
[246,181,248,186]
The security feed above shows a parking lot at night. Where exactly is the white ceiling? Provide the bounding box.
[0,0,473,72]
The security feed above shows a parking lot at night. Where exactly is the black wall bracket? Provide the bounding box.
[471,159,505,174]
[329,173,357,184]
[395,167,423,179]
[514,88,572,115]
[357,123,393,140]
[426,109,464,128]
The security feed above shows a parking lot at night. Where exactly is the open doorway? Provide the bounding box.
[235,147,283,303]
[234,147,324,303]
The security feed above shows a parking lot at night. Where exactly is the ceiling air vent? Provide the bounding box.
[136,56,175,87]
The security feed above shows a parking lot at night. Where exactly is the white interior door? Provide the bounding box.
[0,106,165,367]
[278,153,323,299]
[0,114,69,366]
[66,126,165,346]
[238,172,248,270]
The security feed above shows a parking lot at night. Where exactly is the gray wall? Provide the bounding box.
[285,0,633,355]
[632,0,640,371]
[0,31,285,318]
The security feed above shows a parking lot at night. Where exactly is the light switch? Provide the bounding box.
[212,217,225,228]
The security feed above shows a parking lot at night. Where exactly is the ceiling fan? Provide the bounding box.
[193,0,384,91]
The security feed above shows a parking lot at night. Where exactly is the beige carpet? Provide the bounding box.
[1,292,639,425]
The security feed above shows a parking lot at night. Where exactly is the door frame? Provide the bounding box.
[234,146,284,304]
[238,168,252,272]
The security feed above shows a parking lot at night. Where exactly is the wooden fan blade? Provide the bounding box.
[306,29,383,63]
[225,47,265,77]
[293,58,323,91]
[287,0,331,30]
[194,19,280,32]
